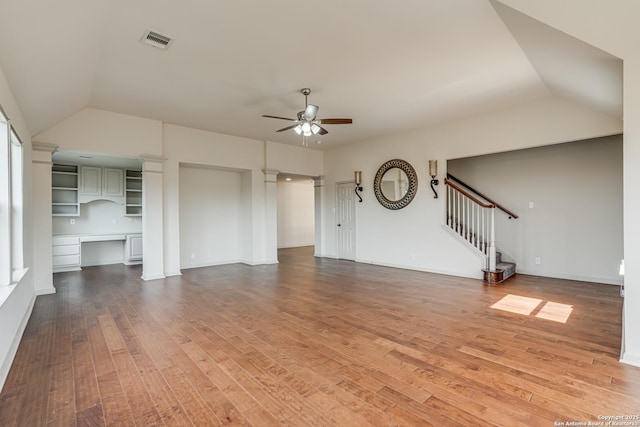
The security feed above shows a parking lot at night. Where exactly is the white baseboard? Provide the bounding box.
[164,270,182,277]
[182,259,243,270]
[141,273,166,281]
[355,258,482,280]
[315,253,337,259]
[0,293,36,392]
[515,270,622,286]
[620,352,640,368]
[35,286,56,296]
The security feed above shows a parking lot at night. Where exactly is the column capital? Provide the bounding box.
[31,141,58,153]
[140,154,165,173]
[31,142,58,164]
[262,168,280,183]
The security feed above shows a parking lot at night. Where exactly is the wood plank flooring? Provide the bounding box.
[1,246,639,426]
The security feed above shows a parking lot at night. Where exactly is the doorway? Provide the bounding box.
[276,175,315,250]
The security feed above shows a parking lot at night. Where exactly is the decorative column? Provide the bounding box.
[313,176,325,257]
[31,142,58,295]
[141,155,165,281]
[162,158,181,277]
[262,168,279,264]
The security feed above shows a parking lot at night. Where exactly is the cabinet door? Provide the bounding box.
[103,168,124,197]
[130,236,143,258]
[80,166,102,196]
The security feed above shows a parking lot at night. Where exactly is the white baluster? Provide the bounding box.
[488,208,496,271]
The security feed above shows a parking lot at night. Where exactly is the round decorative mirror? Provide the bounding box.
[373,159,418,210]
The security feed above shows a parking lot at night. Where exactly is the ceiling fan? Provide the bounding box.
[262,88,352,142]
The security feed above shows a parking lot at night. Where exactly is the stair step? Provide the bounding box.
[483,261,516,285]
[496,261,515,276]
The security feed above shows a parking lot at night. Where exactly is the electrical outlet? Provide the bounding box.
[535,257,541,265]
[112,218,117,224]
[70,219,75,225]
[529,202,534,209]
[190,252,196,260]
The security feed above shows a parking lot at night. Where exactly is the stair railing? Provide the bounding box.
[444,178,497,270]
[446,174,518,219]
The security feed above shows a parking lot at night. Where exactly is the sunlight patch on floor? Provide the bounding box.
[491,294,574,323]
[535,301,573,323]
[490,294,542,315]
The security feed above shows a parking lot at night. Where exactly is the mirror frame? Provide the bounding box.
[373,159,418,210]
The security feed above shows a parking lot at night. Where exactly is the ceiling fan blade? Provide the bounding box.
[303,104,319,120]
[318,118,352,125]
[262,114,295,121]
[317,126,329,135]
[276,124,299,132]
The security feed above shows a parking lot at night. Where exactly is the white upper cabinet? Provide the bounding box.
[79,166,101,196]
[103,168,125,197]
[79,166,125,204]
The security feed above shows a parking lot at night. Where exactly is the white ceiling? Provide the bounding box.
[0,0,621,149]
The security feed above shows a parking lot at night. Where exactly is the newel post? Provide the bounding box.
[488,208,496,271]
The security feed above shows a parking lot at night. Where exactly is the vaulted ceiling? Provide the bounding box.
[0,0,622,149]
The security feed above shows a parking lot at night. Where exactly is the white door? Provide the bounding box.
[336,182,356,260]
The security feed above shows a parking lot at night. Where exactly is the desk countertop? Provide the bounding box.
[53,232,142,243]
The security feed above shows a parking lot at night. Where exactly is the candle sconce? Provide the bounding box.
[429,160,439,198]
[354,171,363,202]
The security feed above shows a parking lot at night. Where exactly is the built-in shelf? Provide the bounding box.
[125,170,143,216]
[52,164,79,216]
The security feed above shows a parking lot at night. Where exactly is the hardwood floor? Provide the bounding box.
[1,246,639,426]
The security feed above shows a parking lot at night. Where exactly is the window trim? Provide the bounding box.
[0,104,24,287]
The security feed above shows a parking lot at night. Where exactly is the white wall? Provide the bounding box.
[0,65,35,390]
[448,135,623,284]
[266,141,323,177]
[179,165,244,268]
[162,123,266,273]
[277,180,315,248]
[53,200,142,235]
[34,107,163,158]
[322,96,621,279]
[622,56,640,366]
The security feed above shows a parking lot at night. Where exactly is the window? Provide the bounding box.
[0,105,23,286]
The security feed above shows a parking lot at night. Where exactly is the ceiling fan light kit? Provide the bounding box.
[262,88,352,145]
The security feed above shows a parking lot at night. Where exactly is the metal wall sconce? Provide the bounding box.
[620,259,625,297]
[429,160,439,198]
[354,170,363,202]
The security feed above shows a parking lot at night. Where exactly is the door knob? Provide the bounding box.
[337,224,341,227]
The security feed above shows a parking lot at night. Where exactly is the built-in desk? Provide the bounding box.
[52,233,142,273]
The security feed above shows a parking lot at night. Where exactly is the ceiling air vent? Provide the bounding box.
[141,29,173,50]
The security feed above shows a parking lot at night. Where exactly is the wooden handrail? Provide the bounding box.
[444,178,495,209]
[446,174,519,219]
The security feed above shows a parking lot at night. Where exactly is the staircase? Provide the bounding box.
[444,174,518,284]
